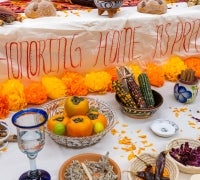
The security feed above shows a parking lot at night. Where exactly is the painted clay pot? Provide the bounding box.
[174,75,199,104]
[94,0,123,17]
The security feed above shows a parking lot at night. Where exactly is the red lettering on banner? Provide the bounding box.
[6,42,22,79]
[171,21,184,53]
[69,34,82,68]
[154,19,200,58]
[4,36,83,79]
[1,20,200,80]
[153,23,171,58]
[122,26,141,62]
[95,26,140,67]
[109,31,120,64]
[188,19,200,52]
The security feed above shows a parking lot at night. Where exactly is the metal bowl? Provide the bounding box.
[115,90,163,119]
[42,97,116,148]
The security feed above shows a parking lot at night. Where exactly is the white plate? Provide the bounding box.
[150,119,179,137]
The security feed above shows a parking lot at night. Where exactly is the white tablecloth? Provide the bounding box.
[0,81,199,180]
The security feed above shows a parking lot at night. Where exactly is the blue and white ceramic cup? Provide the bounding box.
[174,75,199,104]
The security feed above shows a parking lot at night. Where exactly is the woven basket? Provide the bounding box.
[127,153,179,180]
[166,138,200,174]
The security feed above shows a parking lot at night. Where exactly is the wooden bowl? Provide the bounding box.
[59,153,121,180]
[115,90,163,119]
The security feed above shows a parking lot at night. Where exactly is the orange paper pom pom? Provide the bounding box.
[25,82,48,105]
[61,71,88,96]
[146,63,165,87]
[184,57,200,78]
[1,79,27,111]
[0,93,9,119]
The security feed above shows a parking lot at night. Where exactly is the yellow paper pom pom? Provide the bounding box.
[162,55,186,82]
[41,76,67,99]
[25,82,48,105]
[0,79,27,111]
[85,71,112,93]
[61,72,88,96]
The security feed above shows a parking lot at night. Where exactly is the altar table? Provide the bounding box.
[0,81,200,180]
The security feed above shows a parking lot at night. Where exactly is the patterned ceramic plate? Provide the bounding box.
[150,119,179,137]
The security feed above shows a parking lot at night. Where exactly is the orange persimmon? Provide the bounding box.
[47,114,69,132]
[87,108,107,128]
[67,115,93,137]
[64,96,89,117]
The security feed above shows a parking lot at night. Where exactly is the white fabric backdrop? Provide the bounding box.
[0,3,200,81]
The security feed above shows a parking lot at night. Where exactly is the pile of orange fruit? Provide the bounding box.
[47,96,107,137]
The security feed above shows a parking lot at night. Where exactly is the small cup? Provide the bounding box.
[0,121,10,150]
[174,75,199,104]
